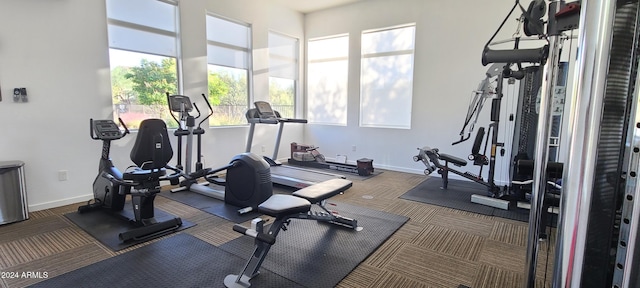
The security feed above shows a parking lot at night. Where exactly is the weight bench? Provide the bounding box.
[414,146,469,189]
[224,178,359,288]
[414,128,489,190]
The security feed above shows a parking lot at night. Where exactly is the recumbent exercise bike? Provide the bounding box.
[78,118,183,242]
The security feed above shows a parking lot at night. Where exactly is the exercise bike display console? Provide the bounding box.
[92,119,126,140]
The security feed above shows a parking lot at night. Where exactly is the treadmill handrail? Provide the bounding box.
[278,118,307,124]
[248,118,279,124]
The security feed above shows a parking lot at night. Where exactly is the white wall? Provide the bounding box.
[0,0,304,211]
[0,0,111,211]
[303,0,576,184]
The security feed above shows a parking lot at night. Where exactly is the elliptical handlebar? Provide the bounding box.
[166,92,181,126]
[117,117,130,136]
[192,102,202,120]
[166,92,212,128]
[198,93,214,128]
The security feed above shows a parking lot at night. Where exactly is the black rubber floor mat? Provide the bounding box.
[220,201,408,288]
[401,177,497,215]
[401,177,550,224]
[159,189,262,223]
[31,233,301,288]
[65,207,195,251]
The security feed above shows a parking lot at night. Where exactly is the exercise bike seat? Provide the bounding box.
[438,153,467,167]
[292,178,353,203]
[258,194,311,218]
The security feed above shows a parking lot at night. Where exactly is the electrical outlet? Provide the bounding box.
[58,170,68,181]
[352,145,357,152]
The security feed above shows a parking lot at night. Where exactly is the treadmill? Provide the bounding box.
[246,101,345,189]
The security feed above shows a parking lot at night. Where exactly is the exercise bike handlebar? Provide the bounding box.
[89,119,97,140]
[101,172,134,186]
[101,165,183,187]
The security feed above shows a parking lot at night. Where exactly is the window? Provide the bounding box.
[206,14,251,126]
[307,35,349,125]
[268,32,298,119]
[360,24,416,129]
[106,0,180,129]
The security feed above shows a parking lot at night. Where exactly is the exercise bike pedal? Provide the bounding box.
[77,200,103,213]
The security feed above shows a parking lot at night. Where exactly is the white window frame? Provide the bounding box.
[106,0,182,128]
[360,24,416,129]
[268,31,299,118]
[306,34,350,126]
[205,13,253,126]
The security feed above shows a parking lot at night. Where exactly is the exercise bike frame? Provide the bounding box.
[82,118,131,212]
[80,118,184,242]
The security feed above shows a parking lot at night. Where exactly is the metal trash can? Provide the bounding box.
[0,161,29,225]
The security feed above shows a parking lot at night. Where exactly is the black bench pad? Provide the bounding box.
[258,194,311,218]
[292,178,353,203]
[438,153,467,167]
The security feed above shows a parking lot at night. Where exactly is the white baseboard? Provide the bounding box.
[280,156,428,175]
[29,194,93,212]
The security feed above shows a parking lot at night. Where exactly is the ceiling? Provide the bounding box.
[271,0,366,14]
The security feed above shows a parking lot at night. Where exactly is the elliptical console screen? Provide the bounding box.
[254,101,277,119]
[168,95,194,113]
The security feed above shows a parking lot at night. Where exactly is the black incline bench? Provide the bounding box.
[224,178,360,288]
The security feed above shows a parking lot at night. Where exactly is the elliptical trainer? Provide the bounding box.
[167,93,272,213]
[78,118,183,242]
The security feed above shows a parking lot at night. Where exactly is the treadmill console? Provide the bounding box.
[92,119,124,140]
[254,101,278,119]
[168,95,194,113]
